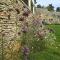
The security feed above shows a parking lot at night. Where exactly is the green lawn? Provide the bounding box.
[29,25,60,60]
[30,50,60,60]
[46,25,60,42]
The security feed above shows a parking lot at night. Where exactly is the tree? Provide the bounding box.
[34,0,37,4]
[47,4,54,11]
[37,4,41,8]
[56,7,60,12]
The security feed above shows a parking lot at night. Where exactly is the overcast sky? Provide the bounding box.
[36,0,60,9]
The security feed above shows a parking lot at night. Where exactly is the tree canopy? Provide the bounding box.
[47,4,54,11]
[56,7,60,12]
[37,4,41,8]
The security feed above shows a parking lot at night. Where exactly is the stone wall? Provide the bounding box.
[0,0,31,60]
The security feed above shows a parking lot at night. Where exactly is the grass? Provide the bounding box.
[29,24,60,60]
[29,50,60,60]
[46,25,60,42]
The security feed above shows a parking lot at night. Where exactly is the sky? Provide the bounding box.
[36,0,60,9]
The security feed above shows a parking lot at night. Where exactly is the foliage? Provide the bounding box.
[56,7,60,12]
[21,19,56,53]
[37,4,41,8]
[34,0,37,4]
[46,4,54,11]
[44,33,56,48]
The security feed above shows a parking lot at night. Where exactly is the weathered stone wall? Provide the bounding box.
[0,0,28,60]
[0,0,30,39]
